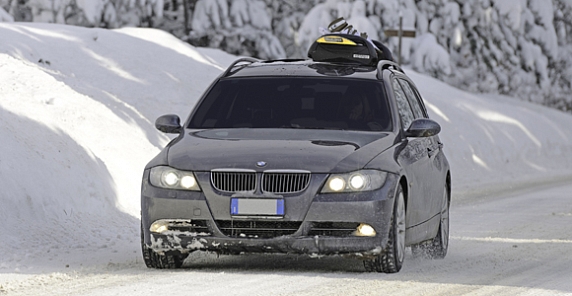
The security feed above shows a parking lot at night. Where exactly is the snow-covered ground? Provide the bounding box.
[1,23,572,294]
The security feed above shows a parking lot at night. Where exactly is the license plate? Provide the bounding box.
[231,198,284,216]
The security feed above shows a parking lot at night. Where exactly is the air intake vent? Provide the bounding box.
[308,222,360,237]
[211,170,256,192]
[262,171,310,193]
[215,220,302,238]
[167,220,210,234]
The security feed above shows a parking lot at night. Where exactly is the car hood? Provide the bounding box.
[167,129,395,173]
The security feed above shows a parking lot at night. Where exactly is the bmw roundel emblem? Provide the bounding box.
[256,161,267,167]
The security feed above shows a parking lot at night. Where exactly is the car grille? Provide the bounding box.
[211,171,256,192]
[210,170,311,194]
[308,222,360,237]
[262,172,310,193]
[215,220,302,238]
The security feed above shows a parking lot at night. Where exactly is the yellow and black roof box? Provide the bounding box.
[307,34,393,66]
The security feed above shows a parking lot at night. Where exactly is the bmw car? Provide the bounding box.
[141,34,451,273]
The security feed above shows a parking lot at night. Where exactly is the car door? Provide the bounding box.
[390,76,435,236]
[398,78,443,222]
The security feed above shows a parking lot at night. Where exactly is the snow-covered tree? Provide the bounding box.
[411,33,451,77]
[1,0,165,28]
[448,0,560,105]
[188,0,285,59]
[550,0,572,111]
[2,0,572,112]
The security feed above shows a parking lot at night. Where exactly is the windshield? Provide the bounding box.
[188,77,392,132]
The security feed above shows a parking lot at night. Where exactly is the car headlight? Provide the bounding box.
[321,170,387,193]
[149,166,201,191]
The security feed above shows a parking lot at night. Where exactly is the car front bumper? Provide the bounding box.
[141,171,399,257]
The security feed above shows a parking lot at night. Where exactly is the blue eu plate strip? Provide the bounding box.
[231,198,239,215]
[277,199,284,215]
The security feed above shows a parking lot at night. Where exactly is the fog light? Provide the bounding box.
[150,220,170,234]
[355,223,376,237]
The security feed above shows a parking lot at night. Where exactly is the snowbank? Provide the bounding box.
[0,23,233,277]
[1,23,572,281]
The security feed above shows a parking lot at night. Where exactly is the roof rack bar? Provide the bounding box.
[223,57,260,77]
[377,60,404,78]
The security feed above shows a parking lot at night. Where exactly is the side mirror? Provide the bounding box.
[155,114,182,134]
[404,118,441,138]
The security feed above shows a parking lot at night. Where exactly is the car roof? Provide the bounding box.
[223,59,381,80]
[221,58,405,80]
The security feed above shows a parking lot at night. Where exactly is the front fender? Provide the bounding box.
[364,141,405,175]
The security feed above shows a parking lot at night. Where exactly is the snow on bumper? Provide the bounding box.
[149,232,385,257]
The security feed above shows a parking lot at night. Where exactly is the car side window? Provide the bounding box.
[392,78,414,129]
[398,79,425,119]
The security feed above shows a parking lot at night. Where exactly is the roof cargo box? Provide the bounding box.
[307,34,393,66]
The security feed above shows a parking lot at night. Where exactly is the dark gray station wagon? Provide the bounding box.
[141,33,451,273]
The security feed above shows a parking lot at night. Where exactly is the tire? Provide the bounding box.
[141,224,186,269]
[428,186,450,259]
[411,186,449,259]
[363,185,406,273]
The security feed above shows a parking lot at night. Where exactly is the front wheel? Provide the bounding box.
[428,186,450,259]
[411,186,449,259]
[364,185,406,273]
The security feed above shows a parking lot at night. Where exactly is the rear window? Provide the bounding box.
[188,77,392,132]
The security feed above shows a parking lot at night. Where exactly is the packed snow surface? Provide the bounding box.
[1,22,572,294]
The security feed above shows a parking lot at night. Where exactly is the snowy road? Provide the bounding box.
[4,182,572,296]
